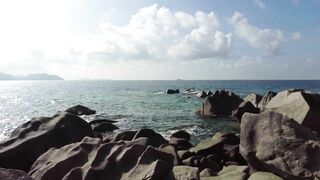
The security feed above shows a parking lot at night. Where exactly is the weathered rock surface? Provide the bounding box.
[258,91,277,109]
[167,89,180,94]
[172,166,199,180]
[29,137,174,180]
[240,111,320,179]
[197,90,243,117]
[232,101,260,122]
[0,168,33,180]
[0,112,94,171]
[92,122,119,133]
[65,105,96,115]
[265,89,320,132]
[243,93,262,107]
[248,172,283,180]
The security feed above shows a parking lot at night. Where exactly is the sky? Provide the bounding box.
[0,0,319,80]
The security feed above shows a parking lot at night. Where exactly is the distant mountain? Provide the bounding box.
[0,72,64,80]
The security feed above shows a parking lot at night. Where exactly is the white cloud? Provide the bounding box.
[291,31,302,40]
[231,12,284,55]
[253,0,266,9]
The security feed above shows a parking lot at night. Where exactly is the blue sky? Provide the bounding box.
[0,0,319,79]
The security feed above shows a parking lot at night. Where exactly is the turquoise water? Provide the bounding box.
[0,80,320,142]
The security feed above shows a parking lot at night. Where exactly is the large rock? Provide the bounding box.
[0,168,33,180]
[0,112,94,171]
[258,91,277,109]
[232,101,260,122]
[65,105,96,115]
[265,89,320,132]
[172,166,199,180]
[243,93,262,107]
[29,137,173,180]
[240,111,320,179]
[197,90,243,117]
[248,172,283,180]
[167,89,180,94]
[190,132,239,156]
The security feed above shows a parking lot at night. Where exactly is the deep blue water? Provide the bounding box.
[0,80,319,142]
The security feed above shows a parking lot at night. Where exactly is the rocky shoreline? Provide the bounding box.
[0,89,319,180]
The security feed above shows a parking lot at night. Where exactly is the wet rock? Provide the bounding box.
[190,132,239,156]
[232,101,260,122]
[248,172,283,180]
[186,88,196,93]
[92,122,119,133]
[167,89,180,94]
[240,111,320,179]
[170,130,191,141]
[29,137,174,180]
[197,90,243,117]
[0,168,33,180]
[88,119,117,125]
[258,91,277,109]
[243,93,262,107]
[65,105,96,115]
[0,112,94,171]
[265,89,320,132]
[112,131,137,142]
[132,129,168,147]
[172,166,199,180]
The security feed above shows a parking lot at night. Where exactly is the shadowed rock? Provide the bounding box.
[112,131,137,142]
[170,130,191,141]
[197,90,243,117]
[65,105,96,115]
[265,89,320,132]
[0,112,94,171]
[88,119,117,125]
[232,101,260,122]
[92,122,119,133]
[0,168,33,180]
[240,111,320,179]
[132,129,168,147]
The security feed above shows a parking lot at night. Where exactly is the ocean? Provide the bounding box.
[1,80,320,143]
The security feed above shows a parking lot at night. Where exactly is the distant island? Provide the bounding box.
[0,72,64,80]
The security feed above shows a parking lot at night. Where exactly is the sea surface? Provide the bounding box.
[0,80,320,143]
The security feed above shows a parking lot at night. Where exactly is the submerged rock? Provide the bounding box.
[28,137,173,180]
[257,91,277,109]
[240,111,320,179]
[265,89,320,132]
[167,89,180,94]
[65,105,96,115]
[232,101,260,122]
[0,112,94,171]
[197,90,243,117]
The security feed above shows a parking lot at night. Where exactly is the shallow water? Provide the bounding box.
[0,80,319,143]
